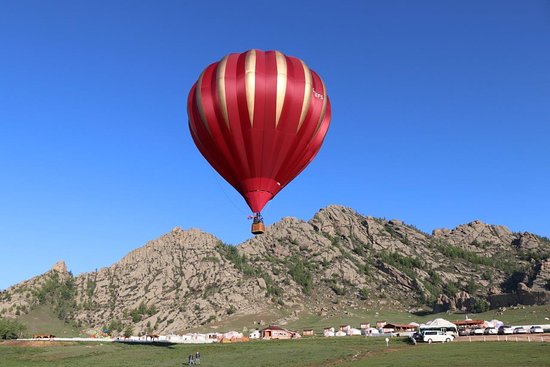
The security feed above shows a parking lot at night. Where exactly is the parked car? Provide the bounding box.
[422,330,454,343]
[513,327,528,334]
[530,326,544,334]
[470,328,484,336]
[484,327,497,335]
[458,328,469,336]
[498,326,514,335]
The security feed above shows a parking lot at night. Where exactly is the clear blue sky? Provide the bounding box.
[1,0,549,290]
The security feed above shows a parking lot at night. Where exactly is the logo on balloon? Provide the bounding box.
[313,89,325,100]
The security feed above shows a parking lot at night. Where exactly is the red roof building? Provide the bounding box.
[260,325,291,340]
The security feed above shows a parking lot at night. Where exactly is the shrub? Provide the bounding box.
[216,242,257,276]
[358,287,369,300]
[108,319,123,333]
[0,318,25,339]
[473,298,490,313]
[123,325,133,338]
[465,280,478,294]
[444,282,458,297]
[287,256,313,295]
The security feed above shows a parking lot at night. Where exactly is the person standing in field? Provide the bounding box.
[195,351,201,365]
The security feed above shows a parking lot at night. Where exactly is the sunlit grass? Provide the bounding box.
[2,337,550,367]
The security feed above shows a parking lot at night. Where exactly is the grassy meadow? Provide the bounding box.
[5,304,549,367]
[211,304,550,335]
[15,304,550,338]
[2,337,550,367]
[16,306,84,337]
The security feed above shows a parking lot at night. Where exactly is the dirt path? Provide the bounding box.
[0,340,79,347]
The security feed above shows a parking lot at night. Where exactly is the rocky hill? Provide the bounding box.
[1,205,549,334]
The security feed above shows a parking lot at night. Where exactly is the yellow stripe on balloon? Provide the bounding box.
[216,56,230,130]
[275,51,288,127]
[297,60,312,132]
[245,50,257,127]
[196,72,212,136]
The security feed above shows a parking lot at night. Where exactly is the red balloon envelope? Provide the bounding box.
[187,49,331,214]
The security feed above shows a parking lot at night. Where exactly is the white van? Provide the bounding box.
[422,330,454,343]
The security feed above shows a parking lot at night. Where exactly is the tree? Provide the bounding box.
[108,319,123,333]
[123,325,133,338]
[473,298,490,313]
[0,318,26,339]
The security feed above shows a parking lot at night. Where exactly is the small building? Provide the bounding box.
[376,321,387,329]
[249,329,260,339]
[323,327,335,337]
[360,323,370,330]
[339,325,351,332]
[260,325,291,340]
[303,329,314,337]
[381,323,417,333]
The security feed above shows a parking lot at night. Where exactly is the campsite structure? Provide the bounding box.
[419,318,458,336]
[260,325,298,340]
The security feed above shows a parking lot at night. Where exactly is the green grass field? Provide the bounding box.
[15,304,550,339]
[16,306,83,337]
[2,337,550,367]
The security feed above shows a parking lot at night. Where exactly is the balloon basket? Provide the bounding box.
[251,222,265,235]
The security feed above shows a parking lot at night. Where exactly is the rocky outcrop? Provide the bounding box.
[513,232,546,252]
[0,261,70,318]
[433,291,476,313]
[72,228,267,334]
[432,220,516,255]
[1,205,549,333]
[531,260,550,291]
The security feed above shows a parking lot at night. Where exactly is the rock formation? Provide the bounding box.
[1,205,549,334]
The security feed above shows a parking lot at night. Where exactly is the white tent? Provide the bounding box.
[324,330,335,337]
[362,327,380,335]
[223,331,243,339]
[419,318,457,335]
[424,318,457,328]
[488,320,504,329]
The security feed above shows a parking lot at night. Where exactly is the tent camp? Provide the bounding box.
[419,318,458,336]
[362,327,380,336]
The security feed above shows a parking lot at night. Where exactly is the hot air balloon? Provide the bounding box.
[187,49,331,235]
